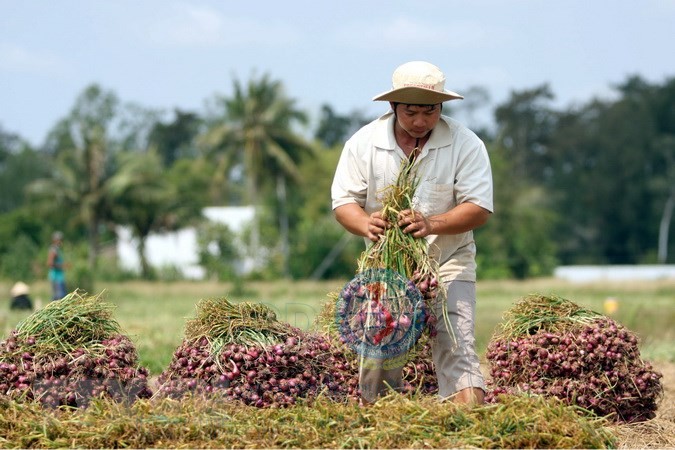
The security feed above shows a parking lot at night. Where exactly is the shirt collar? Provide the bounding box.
[372,111,453,151]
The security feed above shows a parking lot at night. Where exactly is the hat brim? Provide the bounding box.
[11,282,29,296]
[373,86,463,104]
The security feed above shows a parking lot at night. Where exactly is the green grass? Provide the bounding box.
[1,277,673,375]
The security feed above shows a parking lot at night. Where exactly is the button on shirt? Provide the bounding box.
[331,112,494,282]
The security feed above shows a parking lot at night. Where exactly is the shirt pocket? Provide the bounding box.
[413,182,456,216]
[374,155,403,195]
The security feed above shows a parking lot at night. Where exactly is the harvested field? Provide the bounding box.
[0,279,672,448]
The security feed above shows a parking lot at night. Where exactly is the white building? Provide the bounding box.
[116,206,255,279]
[554,265,675,283]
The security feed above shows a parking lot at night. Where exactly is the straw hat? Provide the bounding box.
[10,281,30,297]
[373,61,463,104]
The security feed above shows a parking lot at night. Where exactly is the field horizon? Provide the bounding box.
[2,277,673,374]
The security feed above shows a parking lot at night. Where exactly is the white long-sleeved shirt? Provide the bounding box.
[331,112,493,282]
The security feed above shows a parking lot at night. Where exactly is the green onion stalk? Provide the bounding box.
[13,290,121,358]
[356,157,450,342]
[492,294,604,342]
[185,298,291,354]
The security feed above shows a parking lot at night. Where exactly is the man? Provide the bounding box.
[331,61,493,404]
[47,231,67,300]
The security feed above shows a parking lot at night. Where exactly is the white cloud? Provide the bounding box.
[333,17,494,50]
[144,4,301,47]
[148,4,224,46]
[0,43,69,75]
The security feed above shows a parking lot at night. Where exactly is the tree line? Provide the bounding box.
[0,73,673,286]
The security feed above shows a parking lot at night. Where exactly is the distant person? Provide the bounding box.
[10,281,33,310]
[47,231,68,300]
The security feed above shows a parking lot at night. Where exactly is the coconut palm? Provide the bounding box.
[29,85,119,271]
[200,74,316,274]
[111,149,207,278]
[108,149,197,279]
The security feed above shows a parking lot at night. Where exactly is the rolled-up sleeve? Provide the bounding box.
[331,139,368,210]
[455,139,494,213]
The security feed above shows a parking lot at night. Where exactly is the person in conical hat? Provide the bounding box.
[10,281,33,310]
[331,61,493,405]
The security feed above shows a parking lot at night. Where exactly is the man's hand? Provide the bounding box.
[367,211,389,242]
[334,203,390,242]
[398,209,431,238]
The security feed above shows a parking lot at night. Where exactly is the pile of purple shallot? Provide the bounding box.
[156,297,360,407]
[158,296,441,407]
[0,292,153,408]
[485,294,663,423]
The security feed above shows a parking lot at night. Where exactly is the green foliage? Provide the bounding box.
[0,234,40,282]
[285,146,360,279]
[0,208,43,255]
[197,222,240,281]
[493,76,675,266]
[154,265,184,282]
[200,73,317,279]
[0,209,45,282]
[314,104,371,147]
[92,253,138,282]
[165,158,213,209]
[66,262,96,296]
[474,141,559,279]
[0,145,50,214]
[292,146,342,223]
[108,150,197,279]
[1,74,675,282]
[147,109,201,167]
[28,84,123,274]
[289,217,362,279]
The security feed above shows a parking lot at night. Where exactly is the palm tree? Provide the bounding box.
[108,149,195,278]
[29,85,119,271]
[200,74,316,274]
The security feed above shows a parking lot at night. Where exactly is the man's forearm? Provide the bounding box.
[334,203,370,237]
[428,202,490,235]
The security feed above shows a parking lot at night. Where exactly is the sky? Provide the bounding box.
[1,0,675,147]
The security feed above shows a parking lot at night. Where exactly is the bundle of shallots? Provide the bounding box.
[355,157,444,339]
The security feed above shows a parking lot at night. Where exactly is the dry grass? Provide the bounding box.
[0,360,661,449]
[0,391,617,449]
